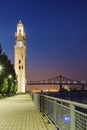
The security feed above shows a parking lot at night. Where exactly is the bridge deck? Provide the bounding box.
[0,94,55,130]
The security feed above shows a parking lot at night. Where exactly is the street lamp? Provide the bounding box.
[0,64,4,75]
[8,74,12,79]
[0,66,2,71]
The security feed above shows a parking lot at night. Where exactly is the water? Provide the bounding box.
[43,91,87,113]
[43,91,87,104]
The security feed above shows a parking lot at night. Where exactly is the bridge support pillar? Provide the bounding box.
[82,84,84,91]
[60,83,62,92]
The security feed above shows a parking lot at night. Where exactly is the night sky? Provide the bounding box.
[0,0,87,82]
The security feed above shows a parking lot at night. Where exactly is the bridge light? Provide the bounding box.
[68,81,71,83]
[45,81,48,83]
[52,80,54,83]
[82,80,85,84]
[63,81,65,83]
[73,81,77,84]
[57,81,59,83]
[40,81,43,83]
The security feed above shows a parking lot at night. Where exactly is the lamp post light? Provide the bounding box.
[8,74,12,79]
[0,66,2,71]
[0,64,4,75]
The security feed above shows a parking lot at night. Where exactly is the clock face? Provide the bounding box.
[17,41,23,47]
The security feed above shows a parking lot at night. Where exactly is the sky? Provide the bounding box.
[0,0,87,82]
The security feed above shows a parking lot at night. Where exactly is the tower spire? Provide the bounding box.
[15,20,25,39]
[19,20,21,23]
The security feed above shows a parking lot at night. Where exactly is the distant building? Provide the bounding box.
[14,21,26,93]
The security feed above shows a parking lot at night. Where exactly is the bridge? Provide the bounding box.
[27,75,87,91]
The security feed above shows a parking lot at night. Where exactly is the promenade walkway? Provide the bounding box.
[0,94,55,130]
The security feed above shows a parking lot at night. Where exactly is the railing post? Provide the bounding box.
[54,99,57,125]
[32,93,34,101]
[54,99,59,130]
[42,95,45,116]
[40,94,45,115]
[70,104,75,130]
[40,94,42,112]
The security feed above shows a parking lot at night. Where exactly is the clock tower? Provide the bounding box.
[14,20,26,93]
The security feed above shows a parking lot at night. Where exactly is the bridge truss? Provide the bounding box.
[27,75,87,91]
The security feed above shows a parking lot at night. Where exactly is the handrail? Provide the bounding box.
[32,93,87,130]
[44,95,87,109]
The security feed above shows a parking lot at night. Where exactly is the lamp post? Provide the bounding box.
[0,65,3,75]
[0,65,4,95]
[0,66,2,71]
[7,74,13,96]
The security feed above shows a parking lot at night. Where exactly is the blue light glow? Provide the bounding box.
[64,116,71,122]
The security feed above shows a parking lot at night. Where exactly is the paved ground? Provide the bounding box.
[0,94,55,130]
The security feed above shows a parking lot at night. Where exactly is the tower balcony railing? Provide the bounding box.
[31,93,87,130]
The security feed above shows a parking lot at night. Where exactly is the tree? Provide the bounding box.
[0,44,18,96]
[1,77,8,96]
[0,44,2,55]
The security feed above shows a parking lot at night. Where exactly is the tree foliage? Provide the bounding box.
[0,44,18,96]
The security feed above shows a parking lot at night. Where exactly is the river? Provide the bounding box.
[43,91,87,104]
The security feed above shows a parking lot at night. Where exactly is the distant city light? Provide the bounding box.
[73,81,77,84]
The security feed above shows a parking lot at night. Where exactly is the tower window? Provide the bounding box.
[19,60,21,64]
[22,66,23,69]
[19,66,21,69]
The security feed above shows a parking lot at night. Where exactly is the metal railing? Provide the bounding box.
[32,93,87,130]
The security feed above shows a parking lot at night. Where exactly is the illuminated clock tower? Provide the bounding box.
[14,20,26,93]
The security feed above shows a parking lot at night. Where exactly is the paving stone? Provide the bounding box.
[0,94,55,130]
